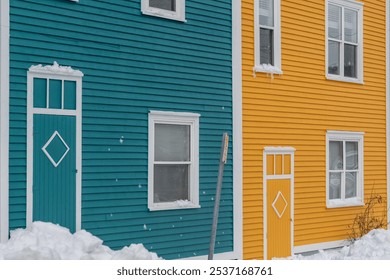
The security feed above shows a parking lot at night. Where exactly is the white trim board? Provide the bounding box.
[232,0,243,260]
[293,240,349,254]
[0,0,10,243]
[387,0,390,228]
[26,64,83,231]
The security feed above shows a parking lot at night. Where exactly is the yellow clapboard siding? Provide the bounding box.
[242,0,387,259]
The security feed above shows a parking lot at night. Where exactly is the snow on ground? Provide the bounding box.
[287,228,390,260]
[0,222,161,260]
[1,221,390,260]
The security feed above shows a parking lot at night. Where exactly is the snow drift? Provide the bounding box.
[0,222,161,260]
[290,228,390,260]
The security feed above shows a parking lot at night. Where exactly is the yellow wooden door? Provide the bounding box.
[267,179,291,259]
[265,152,293,260]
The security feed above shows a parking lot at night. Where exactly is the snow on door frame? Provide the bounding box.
[26,62,83,231]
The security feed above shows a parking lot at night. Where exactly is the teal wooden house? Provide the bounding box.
[0,0,242,259]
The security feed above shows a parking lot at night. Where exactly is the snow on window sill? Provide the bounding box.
[326,74,364,84]
[253,64,283,75]
[327,198,364,208]
[148,200,200,211]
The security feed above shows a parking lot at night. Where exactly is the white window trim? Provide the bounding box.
[148,111,200,211]
[325,0,364,83]
[141,0,186,22]
[254,0,282,74]
[326,131,364,208]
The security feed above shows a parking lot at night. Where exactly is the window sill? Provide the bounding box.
[326,74,363,84]
[254,64,283,75]
[142,9,186,22]
[326,198,364,209]
[148,200,200,211]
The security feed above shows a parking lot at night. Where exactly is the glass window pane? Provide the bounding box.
[64,81,76,110]
[328,4,342,40]
[259,0,274,27]
[329,172,341,199]
[155,123,190,162]
[154,164,189,203]
[328,41,340,75]
[345,171,357,198]
[344,44,357,78]
[149,0,176,11]
[346,141,358,170]
[260,28,273,65]
[344,9,358,43]
[49,79,62,109]
[33,78,47,108]
[329,141,343,170]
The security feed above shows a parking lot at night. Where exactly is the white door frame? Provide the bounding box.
[0,0,10,243]
[263,147,295,260]
[26,63,83,231]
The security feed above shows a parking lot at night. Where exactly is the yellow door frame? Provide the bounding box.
[263,147,295,259]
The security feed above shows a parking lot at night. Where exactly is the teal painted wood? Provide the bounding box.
[33,114,76,232]
[9,0,233,259]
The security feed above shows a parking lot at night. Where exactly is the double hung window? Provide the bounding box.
[326,0,363,82]
[141,0,185,22]
[148,111,199,211]
[326,131,364,208]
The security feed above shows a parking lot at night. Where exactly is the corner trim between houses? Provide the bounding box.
[232,0,243,260]
[0,0,10,243]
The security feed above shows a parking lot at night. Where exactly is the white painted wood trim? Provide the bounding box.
[0,0,10,243]
[254,0,282,72]
[148,111,200,211]
[141,0,186,22]
[293,239,349,254]
[387,0,390,228]
[263,148,295,260]
[232,0,243,260]
[27,67,83,231]
[325,0,364,83]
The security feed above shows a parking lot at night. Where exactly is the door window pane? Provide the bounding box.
[49,79,62,109]
[260,28,274,65]
[344,44,357,78]
[329,172,341,199]
[155,124,190,162]
[328,41,340,75]
[329,141,343,170]
[154,164,189,203]
[259,0,274,27]
[328,4,342,40]
[149,0,176,11]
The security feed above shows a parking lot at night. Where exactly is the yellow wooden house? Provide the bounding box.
[241,0,388,259]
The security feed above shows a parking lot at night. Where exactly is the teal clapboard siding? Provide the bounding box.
[9,0,233,259]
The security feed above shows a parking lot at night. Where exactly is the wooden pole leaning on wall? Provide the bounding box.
[208,133,229,260]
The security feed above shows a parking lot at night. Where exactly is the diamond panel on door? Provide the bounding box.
[42,131,70,167]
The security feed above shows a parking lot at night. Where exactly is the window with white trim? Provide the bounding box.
[326,0,363,83]
[326,131,364,208]
[254,0,282,74]
[141,0,185,22]
[148,111,200,211]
